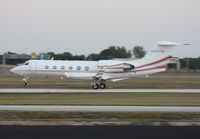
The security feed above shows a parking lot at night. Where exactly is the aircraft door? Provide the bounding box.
[30,62,37,75]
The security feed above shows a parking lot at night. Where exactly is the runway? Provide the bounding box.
[0,88,200,93]
[0,125,200,139]
[1,105,200,112]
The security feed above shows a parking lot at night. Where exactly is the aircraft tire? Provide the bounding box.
[99,83,106,89]
[22,81,27,87]
[92,84,99,89]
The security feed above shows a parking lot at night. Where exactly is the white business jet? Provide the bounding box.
[10,41,188,89]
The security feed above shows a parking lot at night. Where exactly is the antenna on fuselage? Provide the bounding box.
[51,57,54,61]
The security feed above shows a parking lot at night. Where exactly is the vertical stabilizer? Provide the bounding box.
[142,41,186,63]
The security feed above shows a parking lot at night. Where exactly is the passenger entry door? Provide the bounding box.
[30,62,37,75]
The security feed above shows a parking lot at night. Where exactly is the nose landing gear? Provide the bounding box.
[22,81,27,86]
[21,76,29,87]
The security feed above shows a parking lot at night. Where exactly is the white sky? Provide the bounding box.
[0,0,199,58]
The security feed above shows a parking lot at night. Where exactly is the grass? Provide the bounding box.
[1,72,200,89]
[0,92,200,106]
[0,72,200,124]
[0,111,200,123]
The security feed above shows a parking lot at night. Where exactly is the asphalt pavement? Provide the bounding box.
[0,105,200,112]
[0,88,200,93]
[0,125,199,139]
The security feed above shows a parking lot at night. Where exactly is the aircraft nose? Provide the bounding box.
[10,67,16,73]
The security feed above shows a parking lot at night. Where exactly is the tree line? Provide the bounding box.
[47,46,145,61]
[1,46,200,70]
[180,58,200,70]
[0,46,145,65]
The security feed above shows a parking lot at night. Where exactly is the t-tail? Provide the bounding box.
[136,41,189,71]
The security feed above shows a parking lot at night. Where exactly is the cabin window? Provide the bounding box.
[45,65,49,69]
[61,66,65,70]
[53,66,57,69]
[24,62,29,65]
[77,66,81,70]
[85,66,89,71]
[69,66,73,70]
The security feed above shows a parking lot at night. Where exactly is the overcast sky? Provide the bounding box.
[0,0,199,58]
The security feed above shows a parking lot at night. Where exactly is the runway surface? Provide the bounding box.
[1,105,200,112]
[0,88,200,93]
[0,125,200,139]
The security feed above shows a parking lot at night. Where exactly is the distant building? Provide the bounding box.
[1,52,31,65]
[167,57,181,71]
[31,52,50,60]
[0,52,50,66]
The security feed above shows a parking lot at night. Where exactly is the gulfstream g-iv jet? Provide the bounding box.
[10,41,188,89]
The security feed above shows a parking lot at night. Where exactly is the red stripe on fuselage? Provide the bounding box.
[103,56,171,69]
[105,66,166,74]
[135,56,172,69]
[135,66,166,72]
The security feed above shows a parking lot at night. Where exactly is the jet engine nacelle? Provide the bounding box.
[123,63,135,72]
[104,63,135,73]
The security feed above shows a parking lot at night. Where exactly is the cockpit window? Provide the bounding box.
[24,62,29,65]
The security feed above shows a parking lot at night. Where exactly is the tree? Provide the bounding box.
[179,58,188,69]
[47,52,55,59]
[133,46,146,58]
[47,52,85,60]
[87,53,101,61]
[63,52,73,60]
[72,55,85,60]
[189,57,200,70]
[180,57,200,70]
[99,46,132,59]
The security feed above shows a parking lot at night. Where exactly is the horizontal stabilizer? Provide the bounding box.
[157,41,190,47]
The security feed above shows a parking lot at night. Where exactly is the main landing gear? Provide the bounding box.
[21,76,29,87]
[91,82,107,89]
